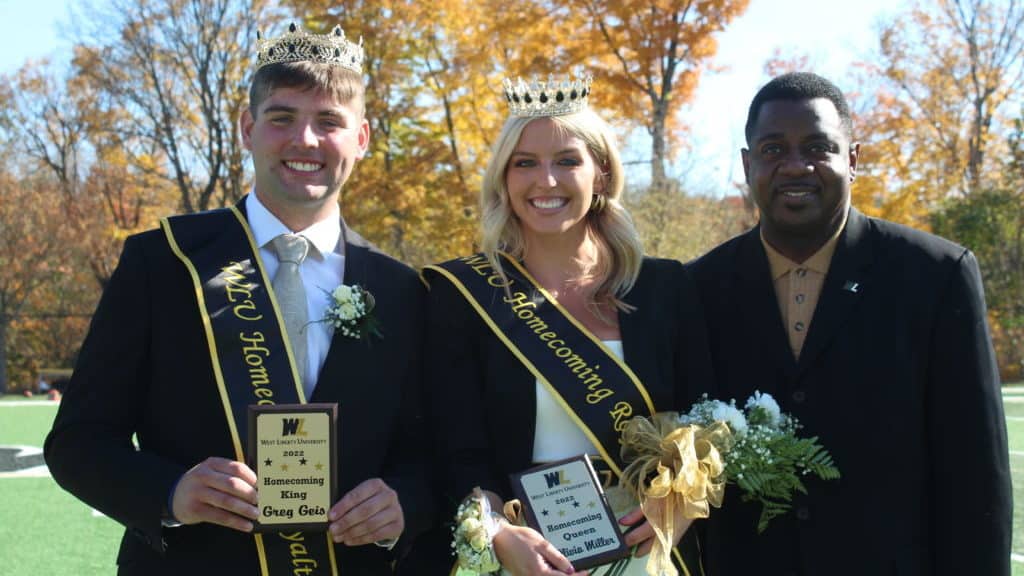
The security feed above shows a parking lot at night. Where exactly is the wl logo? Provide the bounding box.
[544,469,571,489]
[281,418,307,437]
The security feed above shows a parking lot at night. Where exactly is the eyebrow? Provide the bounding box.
[510,148,583,157]
[261,105,347,119]
[755,131,836,144]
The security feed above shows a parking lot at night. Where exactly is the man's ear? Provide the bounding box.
[849,142,860,182]
[356,117,370,159]
[741,148,752,185]
[240,108,255,151]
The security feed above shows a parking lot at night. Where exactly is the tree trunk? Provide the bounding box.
[650,100,668,189]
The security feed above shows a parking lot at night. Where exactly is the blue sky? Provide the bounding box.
[1,0,906,194]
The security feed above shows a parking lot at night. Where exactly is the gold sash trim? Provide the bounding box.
[161,206,339,575]
[424,253,703,576]
[424,253,655,476]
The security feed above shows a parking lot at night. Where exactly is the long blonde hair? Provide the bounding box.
[479,108,643,312]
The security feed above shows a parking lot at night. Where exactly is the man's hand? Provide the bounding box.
[328,478,403,546]
[170,457,259,532]
[618,506,693,557]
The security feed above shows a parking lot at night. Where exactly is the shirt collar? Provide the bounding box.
[246,193,343,259]
[760,208,849,281]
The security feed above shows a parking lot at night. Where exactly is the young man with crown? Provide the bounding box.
[419,74,714,575]
[45,23,430,575]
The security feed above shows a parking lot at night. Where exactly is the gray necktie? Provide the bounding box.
[270,234,310,390]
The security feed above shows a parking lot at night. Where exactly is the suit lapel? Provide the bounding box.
[795,208,873,380]
[733,227,798,385]
[312,225,372,404]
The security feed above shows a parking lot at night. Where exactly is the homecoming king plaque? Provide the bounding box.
[510,455,629,570]
[248,403,338,532]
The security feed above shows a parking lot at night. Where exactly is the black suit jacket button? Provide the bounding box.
[796,506,810,520]
[792,390,806,403]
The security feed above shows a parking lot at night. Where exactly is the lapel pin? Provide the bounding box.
[842,281,860,293]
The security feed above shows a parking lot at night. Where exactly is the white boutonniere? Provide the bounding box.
[318,284,382,340]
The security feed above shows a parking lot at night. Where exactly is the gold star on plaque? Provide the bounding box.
[558,509,566,517]
[588,501,597,509]
[315,462,323,470]
[280,463,289,471]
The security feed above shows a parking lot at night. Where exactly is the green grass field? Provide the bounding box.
[0,400,122,575]
[3,389,1023,574]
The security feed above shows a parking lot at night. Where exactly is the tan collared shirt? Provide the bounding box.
[760,211,848,359]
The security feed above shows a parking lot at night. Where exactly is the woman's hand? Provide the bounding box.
[493,523,586,576]
[618,505,693,557]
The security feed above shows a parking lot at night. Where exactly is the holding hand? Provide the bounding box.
[618,505,693,557]
[328,478,403,546]
[170,457,260,532]
[493,523,586,576]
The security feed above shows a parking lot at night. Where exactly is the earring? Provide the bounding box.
[590,193,606,213]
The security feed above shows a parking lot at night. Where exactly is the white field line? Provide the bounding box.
[1012,553,1024,564]
[0,401,60,407]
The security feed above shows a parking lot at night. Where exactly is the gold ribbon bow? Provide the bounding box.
[619,413,732,576]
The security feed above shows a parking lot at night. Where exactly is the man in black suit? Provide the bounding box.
[689,72,1011,575]
[45,23,428,575]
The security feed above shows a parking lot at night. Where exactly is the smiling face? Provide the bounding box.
[241,86,368,226]
[742,97,858,256]
[504,117,602,242]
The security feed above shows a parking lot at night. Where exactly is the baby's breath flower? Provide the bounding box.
[675,391,840,533]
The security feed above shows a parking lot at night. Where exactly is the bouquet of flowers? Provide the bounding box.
[617,391,839,576]
[678,391,840,532]
[318,284,382,340]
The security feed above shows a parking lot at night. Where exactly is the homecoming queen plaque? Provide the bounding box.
[248,403,338,532]
[510,455,629,570]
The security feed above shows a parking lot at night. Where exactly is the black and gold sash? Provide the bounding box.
[161,206,339,576]
[424,253,701,576]
[424,253,655,476]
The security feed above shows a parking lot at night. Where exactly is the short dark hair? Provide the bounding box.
[744,72,852,144]
[249,61,365,117]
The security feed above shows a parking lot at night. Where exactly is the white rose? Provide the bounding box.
[332,284,353,302]
[339,302,358,320]
[461,517,482,534]
[745,391,781,426]
[711,402,748,435]
[469,528,489,551]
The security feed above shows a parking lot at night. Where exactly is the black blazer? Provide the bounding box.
[688,208,1011,576]
[45,200,429,575]
[409,257,712,573]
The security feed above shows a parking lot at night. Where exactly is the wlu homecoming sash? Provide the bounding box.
[425,253,701,576]
[161,207,339,576]
[423,253,656,477]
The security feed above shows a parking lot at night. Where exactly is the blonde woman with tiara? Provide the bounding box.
[420,73,713,576]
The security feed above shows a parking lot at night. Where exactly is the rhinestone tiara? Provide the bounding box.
[256,23,364,74]
[502,74,592,117]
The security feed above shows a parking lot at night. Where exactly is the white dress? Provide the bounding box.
[522,341,648,576]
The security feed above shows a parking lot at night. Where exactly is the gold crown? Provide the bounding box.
[256,23,364,74]
[502,74,592,117]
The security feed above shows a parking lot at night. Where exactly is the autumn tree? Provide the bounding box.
[856,0,1024,224]
[931,109,1024,381]
[627,181,753,262]
[72,0,263,214]
[0,160,87,394]
[567,0,749,187]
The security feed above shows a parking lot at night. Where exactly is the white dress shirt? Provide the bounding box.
[245,193,345,398]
